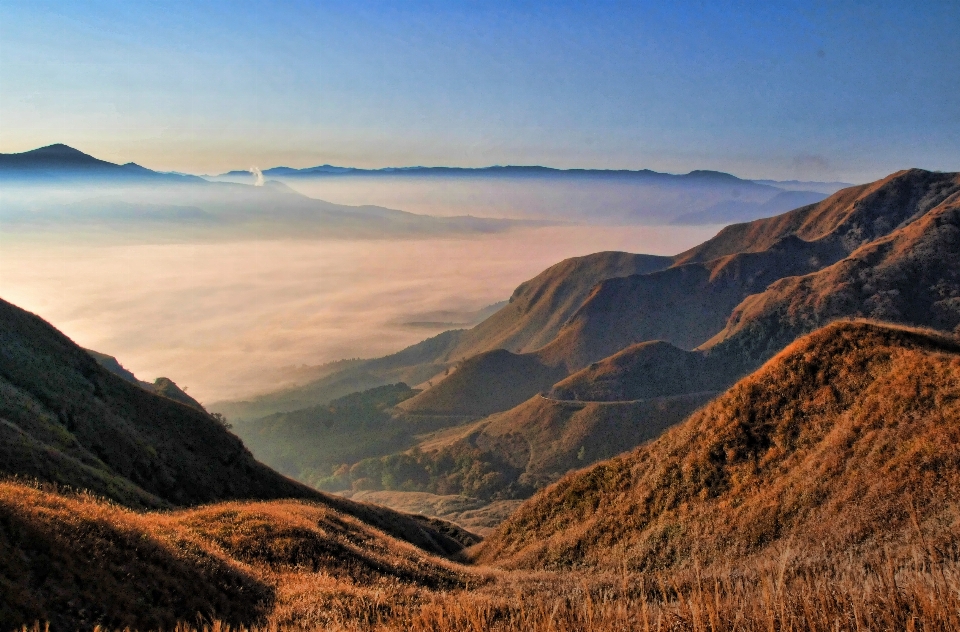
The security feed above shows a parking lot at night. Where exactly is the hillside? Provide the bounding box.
[214,252,670,421]
[475,321,960,571]
[539,169,960,370]
[211,330,465,422]
[0,481,473,630]
[233,383,437,486]
[87,349,206,411]
[445,252,671,360]
[0,297,477,562]
[0,144,199,183]
[397,349,567,416]
[548,340,723,401]
[0,297,325,508]
[703,176,960,362]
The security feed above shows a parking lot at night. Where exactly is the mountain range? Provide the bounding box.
[209,168,959,516]
[2,162,959,628]
[0,145,561,241]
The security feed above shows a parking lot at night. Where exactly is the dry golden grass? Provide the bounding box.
[0,480,479,631]
[14,550,958,631]
[7,321,960,631]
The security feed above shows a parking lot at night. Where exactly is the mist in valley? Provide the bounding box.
[0,223,720,403]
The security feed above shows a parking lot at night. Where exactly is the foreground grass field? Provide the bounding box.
[4,478,958,631]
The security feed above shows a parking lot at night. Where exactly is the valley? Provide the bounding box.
[1,148,958,630]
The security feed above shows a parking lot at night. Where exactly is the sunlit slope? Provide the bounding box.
[540,169,960,370]
[396,349,567,416]
[445,252,671,360]
[548,340,723,401]
[0,482,472,630]
[703,176,960,359]
[419,389,716,494]
[475,322,960,571]
[404,169,960,420]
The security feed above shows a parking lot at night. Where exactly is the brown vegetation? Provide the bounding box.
[446,251,671,359]
[477,321,960,571]
[5,322,960,630]
[6,476,959,631]
[397,350,565,417]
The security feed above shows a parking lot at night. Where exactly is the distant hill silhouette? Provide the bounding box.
[0,144,201,183]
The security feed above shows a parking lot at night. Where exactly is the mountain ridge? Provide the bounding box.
[475,320,960,570]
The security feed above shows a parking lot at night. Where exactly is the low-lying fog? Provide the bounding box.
[0,224,720,403]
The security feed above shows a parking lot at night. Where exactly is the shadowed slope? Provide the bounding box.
[0,297,477,558]
[0,482,472,630]
[0,297,326,509]
[475,322,960,571]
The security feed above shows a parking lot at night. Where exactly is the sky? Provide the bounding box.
[1,0,959,181]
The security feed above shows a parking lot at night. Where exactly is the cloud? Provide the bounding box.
[249,166,264,186]
[0,226,720,402]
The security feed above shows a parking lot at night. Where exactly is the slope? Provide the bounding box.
[475,321,960,571]
[548,340,724,401]
[396,349,567,417]
[0,481,472,630]
[0,297,476,559]
[445,252,672,360]
[703,178,960,365]
[540,169,960,370]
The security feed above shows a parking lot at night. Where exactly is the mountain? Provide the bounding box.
[0,145,562,242]
[0,297,476,557]
[475,321,960,571]
[213,251,670,421]
[86,349,206,411]
[211,162,803,225]
[547,340,724,401]
[217,164,773,181]
[536,169,960,372]
[671,189,827,225]
[0,480,475,630]
[0,144,201,183]
[445,252,672,360]
[396,349,567,417]
[751,178,854,194]
[702,171,960,361]
[218,168,958,521]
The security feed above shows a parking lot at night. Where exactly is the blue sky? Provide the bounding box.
[1,0,958,180]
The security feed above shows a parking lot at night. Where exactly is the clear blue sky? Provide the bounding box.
[1,0,958,180]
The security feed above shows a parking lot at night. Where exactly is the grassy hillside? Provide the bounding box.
[446,252,671,359]
[548,340,722,401]
[703,177,960,362]
[233,383,443,486]
[319,390,714,502]
[475,321,960,572]
[0,297,478,562]
[539,169,960,370]
[0,297,324,509]
[0,481,473,630]
[397,349,567,416]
